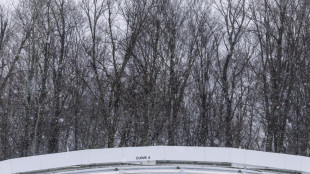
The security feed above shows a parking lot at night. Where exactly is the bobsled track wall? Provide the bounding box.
[0,146,310,174]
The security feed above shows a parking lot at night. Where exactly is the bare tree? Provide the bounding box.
[214,0,249,147]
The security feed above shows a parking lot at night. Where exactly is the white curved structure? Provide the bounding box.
[0,146,310,174]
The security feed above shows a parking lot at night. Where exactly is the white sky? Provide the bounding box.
[0,0,17,12]
[0,0,16,6]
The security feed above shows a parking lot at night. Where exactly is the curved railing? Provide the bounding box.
[0,146,310,174]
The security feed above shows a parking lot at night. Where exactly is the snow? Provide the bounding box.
[59,118,64,123]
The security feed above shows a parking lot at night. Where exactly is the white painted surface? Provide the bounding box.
[0,146,310,174]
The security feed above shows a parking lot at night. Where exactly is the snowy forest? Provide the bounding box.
[0,0,310,160]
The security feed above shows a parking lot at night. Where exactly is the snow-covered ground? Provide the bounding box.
[0,146,309,174]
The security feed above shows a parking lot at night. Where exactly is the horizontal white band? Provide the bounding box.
[0,146,309,173]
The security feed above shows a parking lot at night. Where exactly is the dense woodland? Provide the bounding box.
[0,0,310,160]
